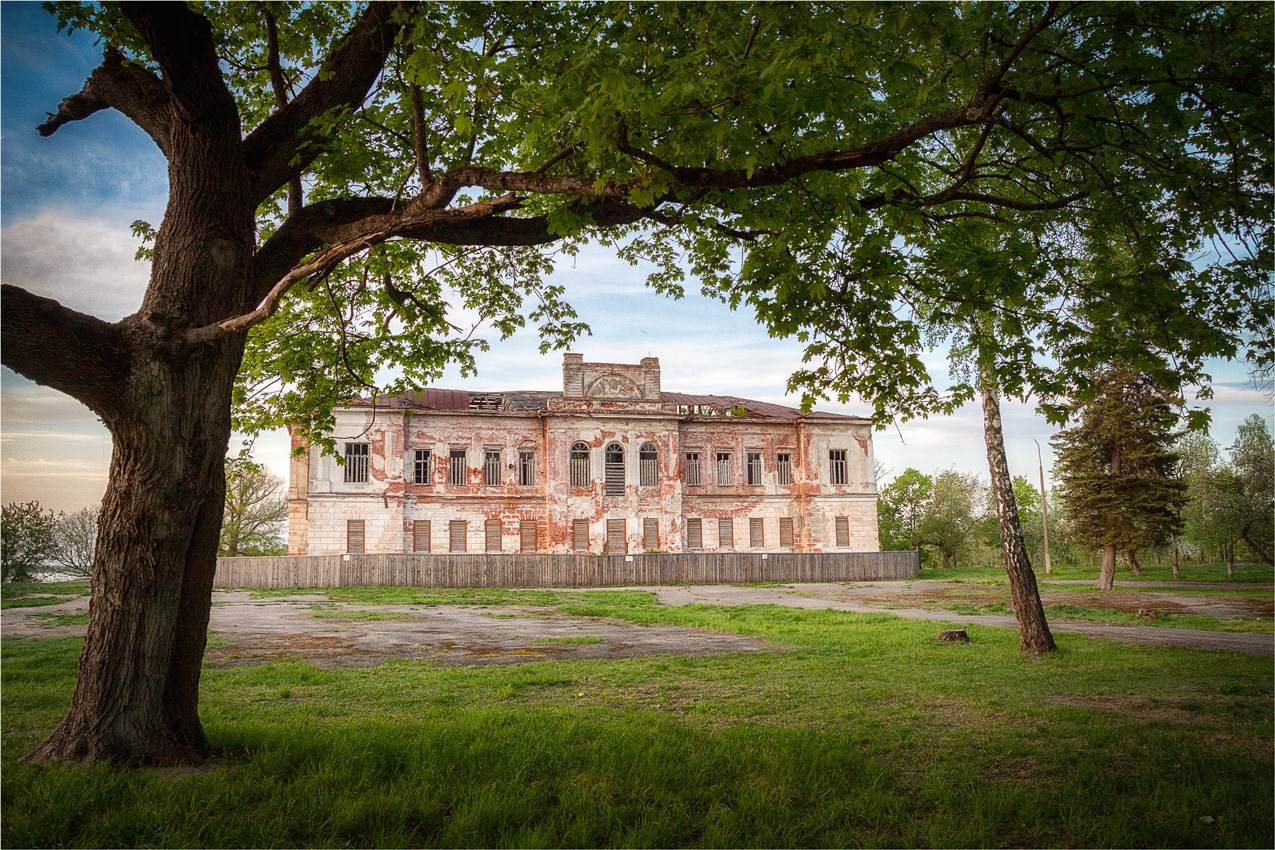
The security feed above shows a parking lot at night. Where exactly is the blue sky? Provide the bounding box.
[2,2,1270,513]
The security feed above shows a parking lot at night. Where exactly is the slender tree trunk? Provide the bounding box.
[1171,533,1180,580]
[1127,549,1141,577]
[1226,543,1235,578]
[981,382,1056,654]
[1240,522,1274,565]
[1099,546,1117,590]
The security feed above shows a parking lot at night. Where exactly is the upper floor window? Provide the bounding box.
[449,449,467,486]
[829,449,848,485]
[639,442,658,487]
[746,452,762,486]
[777,452,792,486]
[570,442,590,487]
[484,450,501,486]
[519,450,535,486]
[684,452,701,486]
[413,449,432,485]
[604,442,625,496]
[344,442,369,483]
[716,452,732,487]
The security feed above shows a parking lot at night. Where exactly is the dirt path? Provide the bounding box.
[4,580,1270,663]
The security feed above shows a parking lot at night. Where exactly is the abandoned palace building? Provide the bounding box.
[287,354,880,555]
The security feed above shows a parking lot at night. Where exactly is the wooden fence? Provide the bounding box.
[214,550,920,589]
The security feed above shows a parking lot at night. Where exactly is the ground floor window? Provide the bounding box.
[520,520,537,552]
[643,518,658,550]
[750,517,764,548]
[449,520,466,552]
[606,518,626,554]
[572,519,589,552]
[413,520,430,552]
[347,519,364,554]
[779,517,795,549]
[485,519,502,552]
[718,518,734,549]
[835,516,850,547]
[685,518,702,550]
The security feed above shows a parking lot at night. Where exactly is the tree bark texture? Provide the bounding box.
[1127,549,1141,578]
[981,384,1057,654]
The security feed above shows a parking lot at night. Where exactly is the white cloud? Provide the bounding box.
[1,208,151,321]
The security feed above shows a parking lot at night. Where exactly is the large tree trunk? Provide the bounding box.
[1098,546,1117,590]
[21,343,244,765]
[981,383,1056,654]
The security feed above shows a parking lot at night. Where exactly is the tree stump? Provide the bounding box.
[937,629,970,643]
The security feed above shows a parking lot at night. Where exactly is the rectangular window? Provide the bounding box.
[572,519,589,552]
[716,452,732,486]
[485,519,502,552]
[746,452,762,486]
[449,449,467,486]
[484,450,501,486]
[684,452,701,486]
[836,516,850,548]
[344,442,369,483]
[750,517,764,549]
[413,449,432,485]
[449,520,466,552]
[606,519,626,554]
[347,519,364,553]
[643,518,658,550]
[519,450,535,486]
[777,453,792,486]
[520,520,537,552]
[413,520,430,553]
[718,518,734,549]
[686,518,702,550]
[779,517,795,549]
[829,449,848,485]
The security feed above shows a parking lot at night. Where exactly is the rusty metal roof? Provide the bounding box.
[350,388,863,420]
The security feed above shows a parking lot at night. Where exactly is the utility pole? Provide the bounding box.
[1035,439,1052,575]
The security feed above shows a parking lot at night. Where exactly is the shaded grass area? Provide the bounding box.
[923,561,1273,584]
[4,596,1272,848]
[916,595,1272,634]
[0,581,91,609]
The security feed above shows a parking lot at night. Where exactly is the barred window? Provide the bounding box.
[716,452,732,486]
[449,449,467,486]
[684,452,701,486]
[519,450,535,486]
[604,443,624,496]
[777,453,792,486]
[746,452,762,486]
[570,442,590,487]
[829,449,848,485]
[413,449,432,485]
[639,442,658,487]
[484,450,501,486]
[344,442,369,483]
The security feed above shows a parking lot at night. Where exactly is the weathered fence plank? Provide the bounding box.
[214,551,919,588]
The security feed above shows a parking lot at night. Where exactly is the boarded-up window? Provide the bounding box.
[413,520,430,553]
[777,453,792,486]
[344,443,369,483]
[572,519,589,552]
[449,449,467,486]
[485,519,502,552]
[413,449,432,485]
[570,442,590,487]
[684,452,701,485]
[520,520,537,552]
[519,450,535,486]
[639,442,658,487]
[604,443,624,496]
[686,518,702,549]
[643,518,658,550]
[718,518,734,549]
[746,452,762,485]
[484,451,501,486]
[779,517,794,549]
[347,519,364,553]
[750,518,764,548]
[449,520,466,552]
[835,516,850,547]
[606,519,626,554]
[716,452,732,486]
[829,449,848,485]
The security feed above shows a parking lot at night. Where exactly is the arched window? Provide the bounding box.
[604,442,625,496]
[569,442,590,487]
[639,442,658,487]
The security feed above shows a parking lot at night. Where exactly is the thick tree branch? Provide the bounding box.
[243,2,400,205]
[0,285,131,420]
[263,8,303,213]
[38,46,173,155]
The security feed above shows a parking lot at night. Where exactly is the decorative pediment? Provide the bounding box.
[585,373,643,399]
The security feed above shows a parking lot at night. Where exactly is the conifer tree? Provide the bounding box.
[1053,367,1188,590]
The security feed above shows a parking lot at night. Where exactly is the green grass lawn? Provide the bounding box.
[3,590,1272,848]
[923,560,1274,585]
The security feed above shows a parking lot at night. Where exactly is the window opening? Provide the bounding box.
[750,518,764,548]
[485,519,501,552]
[779,517,795,549]
[520,520,537,552]
[685,518,702,549]
[643,518,658,550]
[639,442,658,487]
[347,519,364,553]
[344,443,369,483]
[829,449,848,485]
[449,449,467,486]
[572,519,589,552]
[484,450,501,486]
[716,452,732,486]
[519,450,535,486]
[570,442,590,487]
[413,449,432,485]
[777,453,792,486]
[718,518,734,549]
[836,516,850,547]
[605,518,626,554]
[684,452,701,486]
[604,443,625,496]
[449,520,466,552]
[746,452,762,486]
[413,520,430,552]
